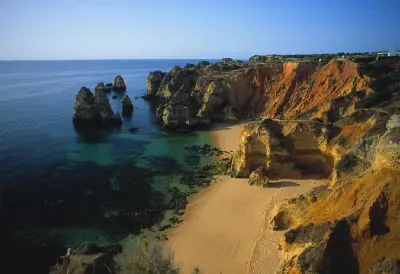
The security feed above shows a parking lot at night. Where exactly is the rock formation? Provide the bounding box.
[72,87,121,129]
[146,70,167,98]
[120,95,133,116]
[248,166,269,187]
[145,61,244,129]
[113,75,126,92]
[94,82,113,92]
[231,118,334,179]
[144,57,400,272]
[145,58,391,130]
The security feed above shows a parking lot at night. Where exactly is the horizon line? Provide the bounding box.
[0,58,226,62]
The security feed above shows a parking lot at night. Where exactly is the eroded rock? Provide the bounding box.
[279,220,359,274]
[72,87,121,129]
[248,166,269,187]
[94,82,113,92]
[146,70,167,98]
[231,119,333,179]
[121,95,133,116]
[113,75,126,92]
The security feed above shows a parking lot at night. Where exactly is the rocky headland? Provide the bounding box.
[146,56,400,273]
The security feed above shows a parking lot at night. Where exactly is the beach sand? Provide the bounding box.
[165,123,325,274]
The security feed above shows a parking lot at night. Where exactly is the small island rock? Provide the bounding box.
[121,95,134,116]
[113,75,126,92]
[72,87,121,129]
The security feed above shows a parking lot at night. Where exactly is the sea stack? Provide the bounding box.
[94,82,113,92]
[72,87,121,129]
[121,95,134,116]
[113,75,126,92]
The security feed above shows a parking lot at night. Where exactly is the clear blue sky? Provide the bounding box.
[1,0,399,60]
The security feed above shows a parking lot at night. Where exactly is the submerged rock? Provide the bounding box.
[128,126,138,133]
[113,75,126,92]
[72,87,121,129]
[120,95,133,116]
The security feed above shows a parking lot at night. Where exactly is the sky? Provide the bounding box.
[0,0,399,60]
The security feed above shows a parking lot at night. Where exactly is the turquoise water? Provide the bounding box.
[0,60,217,273]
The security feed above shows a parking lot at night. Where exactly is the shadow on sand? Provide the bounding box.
[268,180,300,188]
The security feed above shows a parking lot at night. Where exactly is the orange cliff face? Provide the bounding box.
[227,58,400,273]
[224,60,371,122]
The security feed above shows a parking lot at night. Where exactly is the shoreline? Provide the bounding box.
[164,123,326,273]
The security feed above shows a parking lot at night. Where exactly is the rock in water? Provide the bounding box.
[94,82,112,92]
[248,166,269,187]
[120,95,133,116]
[128,126,138,133]
[146,70,167,98]
[113,75,126,92]
[72,87,121,129]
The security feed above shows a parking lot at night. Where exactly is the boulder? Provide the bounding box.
[146,70,166,98]
[120,95,134,116]
[72,87,121,129]
[248,166,269,187]
[94,82,112,92]
[113,75,126,91]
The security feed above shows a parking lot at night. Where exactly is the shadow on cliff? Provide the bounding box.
[269,180,300,188]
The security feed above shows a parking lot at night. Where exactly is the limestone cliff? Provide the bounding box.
[228,56,400,273]
[145,58,392,129]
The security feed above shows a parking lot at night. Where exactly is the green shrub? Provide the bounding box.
[116,239,180,274]
[184,63,195,69]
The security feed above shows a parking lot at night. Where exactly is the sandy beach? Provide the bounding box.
[165,123,325,274]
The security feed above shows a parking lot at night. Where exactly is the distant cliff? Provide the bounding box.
[145,57,387,129]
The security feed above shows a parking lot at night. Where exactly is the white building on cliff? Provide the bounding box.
[377,50,400,57]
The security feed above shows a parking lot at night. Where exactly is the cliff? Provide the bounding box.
[227,58,400,273]
[145,57,400,272]
[146,58,389,129]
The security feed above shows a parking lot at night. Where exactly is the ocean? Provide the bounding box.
[0,59,217,273]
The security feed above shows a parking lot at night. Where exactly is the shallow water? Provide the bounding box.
[0,59,217,273]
